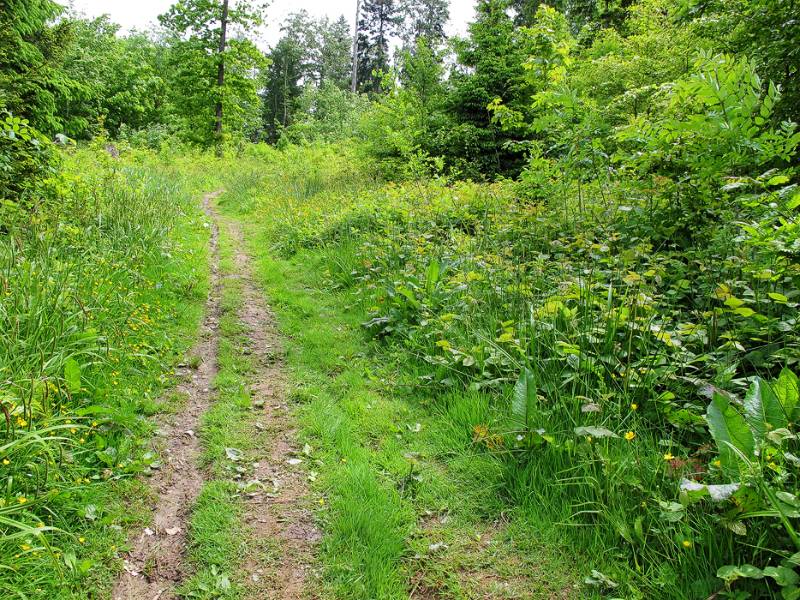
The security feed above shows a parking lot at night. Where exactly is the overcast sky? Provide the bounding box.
[67,0,475,48]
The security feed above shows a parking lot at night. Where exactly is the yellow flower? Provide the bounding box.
[16,417,27,427]
[712,459,722,468]
[17,496,27,504]
[663,452,674,461]
[78,537,86,544]
[682,540,692,549]
[78,438,85,444]
[318,498,325,506]
[624,431,636,441]
[2,459,9,465]
[586,436,593,444]
[630,403,638,411]
[20,544,31,552]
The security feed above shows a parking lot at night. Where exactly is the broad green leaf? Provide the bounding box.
[425,260,440,295]
[763,566,800,587]
[574,426,619,439]
[768,292,789,303]
[64,359,82,395]
[657,500,685,522]
[512,368,537,429]
[774,369,799,420]
[767,175,790,186]
[744,378,788,444]
[717,564,764,582]
[706,392,755,475]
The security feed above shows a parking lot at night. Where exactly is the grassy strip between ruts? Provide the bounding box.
[236,215,585,599]
[178,216,252,599]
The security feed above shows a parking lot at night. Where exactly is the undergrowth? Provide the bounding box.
[0,144,210,597]
[219,139,799,599]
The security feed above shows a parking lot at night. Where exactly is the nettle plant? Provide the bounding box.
[694,370,800,597]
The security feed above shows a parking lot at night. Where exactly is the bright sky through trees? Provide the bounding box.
[69,0,473,46]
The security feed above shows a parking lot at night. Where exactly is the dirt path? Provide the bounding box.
[113,193,318,599]
[113,192,222,600]
[220,216,320,599]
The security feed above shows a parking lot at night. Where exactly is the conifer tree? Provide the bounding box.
[355,0,401,94]
[398,0,449,50]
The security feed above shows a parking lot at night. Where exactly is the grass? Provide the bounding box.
[0,148,211,597]
[235,214,584,598]
[214,141,800,599]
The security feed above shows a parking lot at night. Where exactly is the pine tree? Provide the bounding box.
[398,0,449,50]
[356,0,401,94]
[318,16,353,89]
[444,0,534,178]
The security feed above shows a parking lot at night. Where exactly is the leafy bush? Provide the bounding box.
[0,110,59,225]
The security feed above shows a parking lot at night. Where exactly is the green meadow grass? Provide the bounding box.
[0,149,211,597]
[236,218,584,598]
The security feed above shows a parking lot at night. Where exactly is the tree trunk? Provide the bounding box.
[215,0,230,145]
[351,0,360,93]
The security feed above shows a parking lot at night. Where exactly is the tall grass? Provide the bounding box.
[0,146,210,596]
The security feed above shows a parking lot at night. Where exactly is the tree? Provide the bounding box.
[261,12,354,141]
[356,0,401,94]
[53,17,169,138]
[444,0,534,177]
[261,11,320,141]
[318,16,353,89]
[398,0,449,50]
[0,0,72,134]
[158,0,266,145]
[261,35,304,141]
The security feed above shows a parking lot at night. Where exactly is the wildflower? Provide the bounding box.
[682,540,692,549]
[2,459,9,465]
[663,452,674,461]
[630,403,638,411]
[712,459,722,468]
[79,438,85,444]
[16,417,27,427]
[586,436,593,444]
[624,431,636,441]
[18,496,27,504]
[318,498,325,506]
[20,544,31,552]
[78,537,86,544]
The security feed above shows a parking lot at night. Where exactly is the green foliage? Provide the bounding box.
[0,0,70,134]
[283,82,370,144]
[159,0,267,145]
[219,142,800,597]
[55,17,169,138]
[0,110,59,221]
[0,145,210,596]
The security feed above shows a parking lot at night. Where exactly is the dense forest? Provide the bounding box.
[2,0,800,598]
